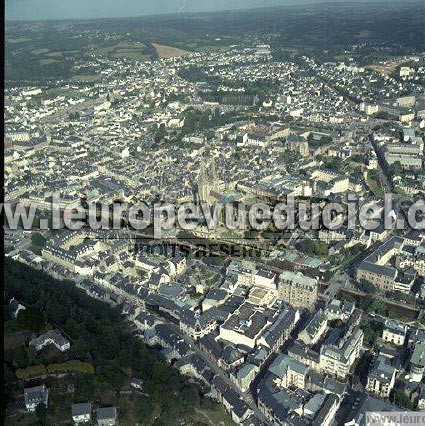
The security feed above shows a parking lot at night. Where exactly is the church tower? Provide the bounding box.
[196,157,220,205]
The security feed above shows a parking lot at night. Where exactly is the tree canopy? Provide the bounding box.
[4,258,213,422]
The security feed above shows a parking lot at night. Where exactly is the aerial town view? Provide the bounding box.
[3,0,425,425]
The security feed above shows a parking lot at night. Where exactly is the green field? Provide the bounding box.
[40,58,60,65]
[70,74,101,82]
[93,40,151,61]
[367,175,384,196]
[32,48,50,55]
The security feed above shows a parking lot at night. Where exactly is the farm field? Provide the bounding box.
[152,43,191,58]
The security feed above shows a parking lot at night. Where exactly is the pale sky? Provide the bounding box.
[6,0,407,21]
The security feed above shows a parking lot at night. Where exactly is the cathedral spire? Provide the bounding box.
[196,155,220,205]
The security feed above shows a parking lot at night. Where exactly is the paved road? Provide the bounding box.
[378,165,392,194]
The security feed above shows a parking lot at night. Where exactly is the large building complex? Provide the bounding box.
[278,271,318,310]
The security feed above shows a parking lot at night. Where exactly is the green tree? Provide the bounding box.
[373,111,391,120]
[360,320,383,347]
[394,389,413,410]
[371,299,386,315]
[35,403,48,425]
[328,319,343,328]
[16,307,45,332]
[154,123,167,143]
[4,304,11,322]
[26,345,39,365]
[101,360,126,389]
[72,375,96,401]
[31,233,46,247]
[13,345,28,368]
[200,398,217,410]
[179,387,200,413]
[359,280,377,294]
[31,233,46,255]
[389,161,403,177]
[296,239,328,257]
[4,258,222,416]
[133,395,154,421]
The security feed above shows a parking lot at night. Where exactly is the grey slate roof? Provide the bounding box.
[96,407,117,421]
[72,402,92,417]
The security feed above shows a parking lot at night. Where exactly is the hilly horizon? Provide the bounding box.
[6,0,419,22]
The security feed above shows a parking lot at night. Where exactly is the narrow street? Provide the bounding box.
[165,324,268,424]
[101,282,269,424]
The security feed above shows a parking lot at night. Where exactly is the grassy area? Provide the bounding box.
[46,51,63,57]
[93,41,150,60]
[48,385,74,425]
[70,74,101,82]
[112,50,151,61]
[340,251,363,268]
[117,394,137,426]
[192,45,231,53]
[152,43,191,58]
[7,37,32,44]
[43,86,81,97]
[367,61,404,75]
[4,326,33,350]
[357,29,372,38]
[93,46,114,56]
[366,175,384,196]
[31,48,50,55]
[339,289,418,322]
[40,59,60,65]
[193,405,234,426]
[4,319,23,334]
[5,413,39,425]
[116,41,147,49]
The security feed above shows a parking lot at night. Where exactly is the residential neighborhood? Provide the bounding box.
[4,1,425,425]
